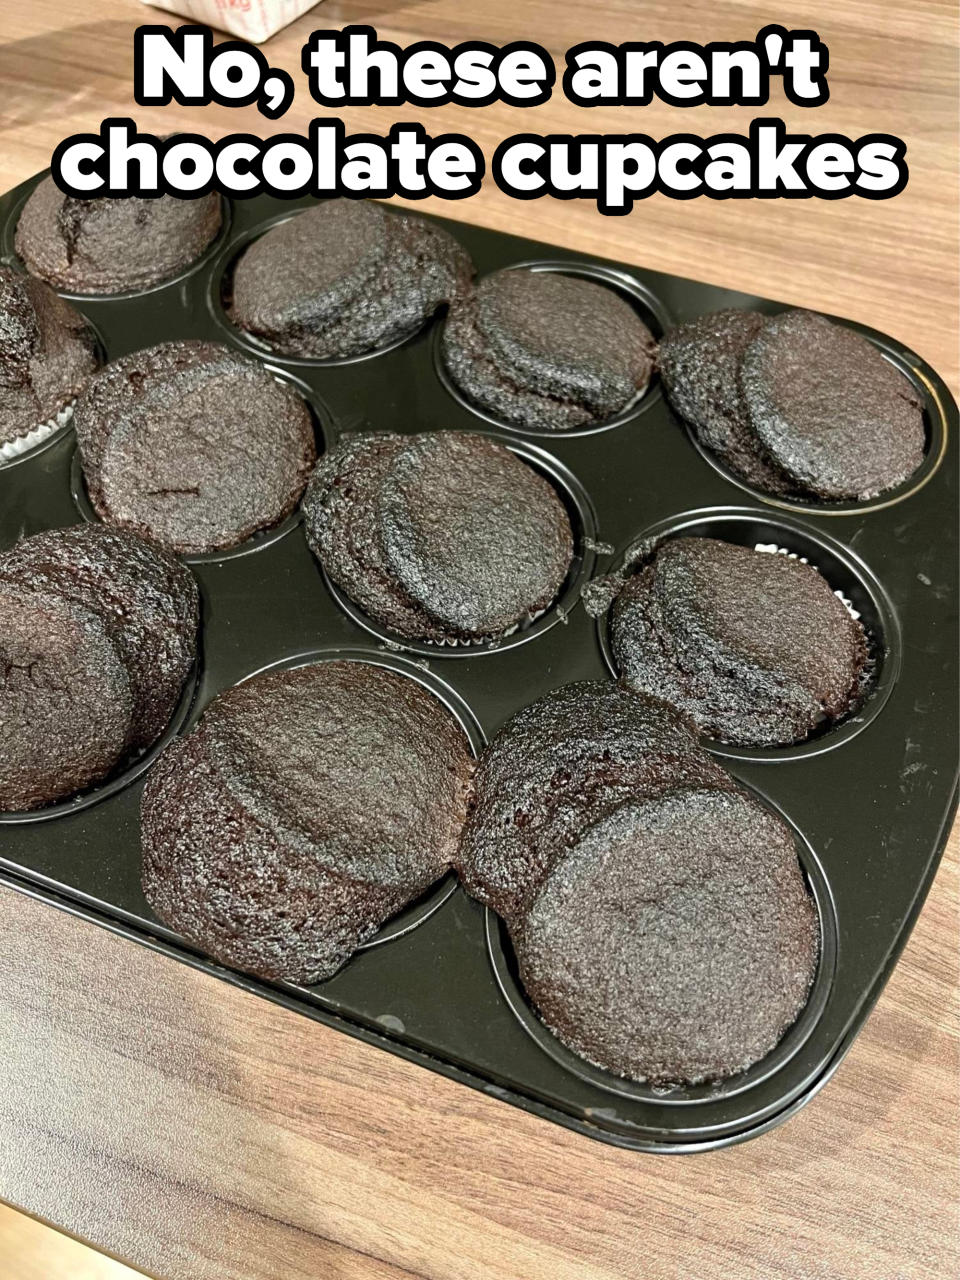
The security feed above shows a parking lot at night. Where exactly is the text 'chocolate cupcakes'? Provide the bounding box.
[0,265,98,455]
[303,430,574,645]
[15,177,222,295]
[457,680,819,1085]
[141,661,474,984]
[441,267,657,431]
[74,340,317,555]
[0,523,198,812]
[660,307,925,502]
[228,200,473,360]
[609,537,868,748]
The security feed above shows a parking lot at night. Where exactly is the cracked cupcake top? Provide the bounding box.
[442,268,656,431]
[303,430,573,644]
[0,523,198,811]
[228,200,473,359]
[16,177,222,295]
[609,537,868,747]
[0,265,98,447]
[141,660,474,984]
[660,307,925,501]
[73,340,316,554]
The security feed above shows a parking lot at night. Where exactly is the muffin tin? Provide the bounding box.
[0,173,956,1153]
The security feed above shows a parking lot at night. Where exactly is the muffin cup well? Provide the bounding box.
[595,507,901,763]
[1,401,76,469]
[678,325,948,517]
[485,784,838,1108]
[69,366,331,565]
[434,259,671,439]
[316,435,599,658]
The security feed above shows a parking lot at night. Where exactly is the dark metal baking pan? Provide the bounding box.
[1,173,956,1152]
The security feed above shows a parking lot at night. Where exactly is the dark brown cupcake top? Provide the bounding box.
[74,340,316,554]
[740,310,925,500]
[1,523,198,752]
[0,266,98,447]
[199,663,471,886]
[455,681,731,926]
[15,178,222,295]
[0,582,132,811]
[303,430,573,644]
[141,660,474,983]
[657,308,793,494]
[660,306,926,502]
[610,537,868,748]
[442,268,656,431]
[0,523,198,812]
[378,432,574,637]
[514,787,819,1085]
[228,200,472,359]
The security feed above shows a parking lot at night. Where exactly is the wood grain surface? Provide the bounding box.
[0,2,957,1278]
[0,1202,141,1279]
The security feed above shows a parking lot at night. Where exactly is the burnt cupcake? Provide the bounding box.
[0,523,198,811]
[740,310,925,501]
[228,200,472,360]
[457,679,819,1084]
[609,538,868,748]
[0,266,98,456]
[15,177,222,295]
[301,433,446,641]
[0,583,133,811]
[658,309,793,495]
[455,681,733,927]
[141,661,474,984]
[661,307,925,501]
[303,431,573,644]
[513,786,819,1085]
[441,268,656,431]
[73,340,316,555]
[2,524,199,752]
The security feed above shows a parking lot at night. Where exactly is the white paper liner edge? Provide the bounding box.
[0,401,75,464]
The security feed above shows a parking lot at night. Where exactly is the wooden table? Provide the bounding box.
[0,3,957,1277]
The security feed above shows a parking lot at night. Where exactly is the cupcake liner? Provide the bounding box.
[0,400,74,464]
